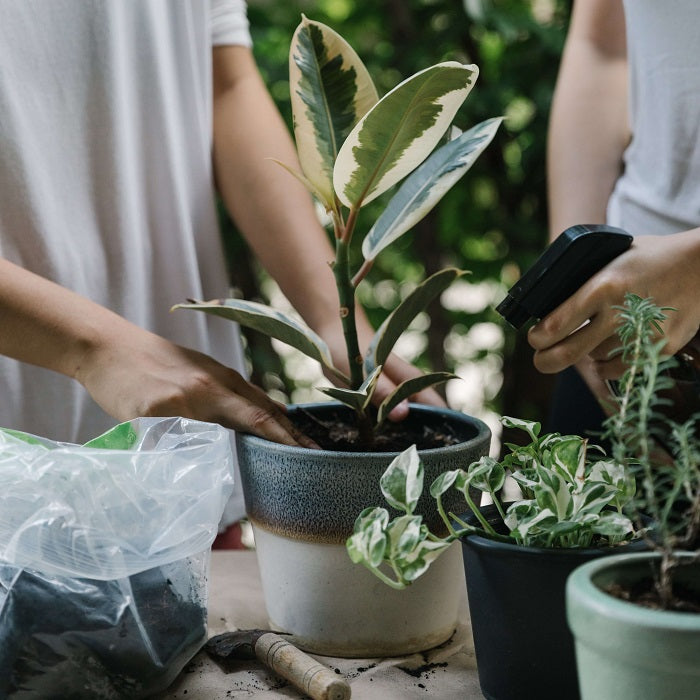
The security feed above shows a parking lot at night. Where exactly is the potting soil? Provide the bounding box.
[0,560,207,699]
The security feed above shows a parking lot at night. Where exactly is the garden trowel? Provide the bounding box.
[205,629,351,700]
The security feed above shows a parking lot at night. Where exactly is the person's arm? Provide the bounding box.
[546,0,629,240]
[211,45,444,416]
[0,257,317,447]
[528,0,700,383]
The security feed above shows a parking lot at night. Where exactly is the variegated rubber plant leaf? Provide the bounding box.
[289,15,379,209]
[172,299,348,385]
[318,366,382,412]
[362,117,503,261]
[364,268,467,376]
[376,372,456,426]
[334,62,478,209]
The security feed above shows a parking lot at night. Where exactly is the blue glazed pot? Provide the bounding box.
[235,402,491,657]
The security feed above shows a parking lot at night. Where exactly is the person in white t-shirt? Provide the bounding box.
[0,1,442,524]
[526,0,700,432]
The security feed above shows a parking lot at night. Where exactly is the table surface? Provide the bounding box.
[160,550,483,700]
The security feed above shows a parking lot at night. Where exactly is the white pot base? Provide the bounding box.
[252,525,465,657]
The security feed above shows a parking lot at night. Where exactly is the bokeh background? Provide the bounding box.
[221,0,572,454]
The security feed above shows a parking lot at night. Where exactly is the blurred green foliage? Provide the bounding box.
[225,0,571,426]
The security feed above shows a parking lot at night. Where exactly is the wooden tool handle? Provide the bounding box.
[254,632,351,700]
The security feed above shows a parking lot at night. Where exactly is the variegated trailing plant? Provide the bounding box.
[347,416,639,589]
[173,16,501,446]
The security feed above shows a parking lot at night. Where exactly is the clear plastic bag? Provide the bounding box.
[0,417,234,699]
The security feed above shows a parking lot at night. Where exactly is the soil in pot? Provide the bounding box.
[603,559,700,612]
[291,403,468,452]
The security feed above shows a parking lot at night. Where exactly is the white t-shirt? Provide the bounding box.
[608,0,700,235]
[0,0,253,522]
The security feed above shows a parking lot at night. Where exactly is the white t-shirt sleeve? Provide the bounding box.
[211,0,253,47]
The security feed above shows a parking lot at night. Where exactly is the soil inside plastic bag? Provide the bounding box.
[0,560,207,699]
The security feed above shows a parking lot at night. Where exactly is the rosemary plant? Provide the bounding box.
[602,293,700,610]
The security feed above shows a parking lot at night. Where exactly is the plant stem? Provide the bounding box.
[334,212,363,390]
[363,562,406,590]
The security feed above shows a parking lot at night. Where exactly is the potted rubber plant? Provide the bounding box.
[347,413,646,700]
[173,16,499,656]
[566,293,700,700]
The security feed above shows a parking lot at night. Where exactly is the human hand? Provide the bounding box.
[528,230,700,380]
[75,326,319,448]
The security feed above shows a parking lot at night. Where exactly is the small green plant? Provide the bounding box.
[602,293,700,610]
[173,16,501,445]
[346,416,637,589]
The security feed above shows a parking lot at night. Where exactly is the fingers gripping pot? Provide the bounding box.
[0,417,235,699]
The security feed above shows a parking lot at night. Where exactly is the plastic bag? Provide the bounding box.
[0,417,234,699]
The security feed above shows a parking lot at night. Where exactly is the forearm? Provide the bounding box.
[547,0,628,241]
[0,257,131,378]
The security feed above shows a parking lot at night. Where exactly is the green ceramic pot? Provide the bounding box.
[567,552,700,700]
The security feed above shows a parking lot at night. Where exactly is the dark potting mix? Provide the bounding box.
[0,559,207,698]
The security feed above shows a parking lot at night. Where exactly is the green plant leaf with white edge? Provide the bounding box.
[319,365,383,412]
[500,415,541,442]
[533,467,574,520]
[364,268,467,375]
[173,299,348,385]
[590,510,635,539]
[376,372,456,426]
[289,16,378,208]
[346,507,389,567]
[379,444,424,514]
[465,456,506,494]
[589,459,636,508]
[362,117,502,261]
[334,62,478,208]
[393,536,453,583]
[549,435,587,484]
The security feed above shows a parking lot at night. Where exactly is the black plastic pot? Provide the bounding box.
[460,504,647,700]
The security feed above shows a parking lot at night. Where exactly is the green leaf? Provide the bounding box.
[172,299,347,384]
[380,445,424,515]
[571,482,617,517]
[591,511,635,539]
[429,469,462,498]
[394,537,453,582]
[549,436,587,484]
[290,16,378,207]
[466,456,506,493]
[346,507,389,567]
[318,365,383,411]
[334,62,478,208]
[387,514,424,556]
[362,117,502,261]
[501,416,541,441]
[364,268,467,375]
[376,372,456,425]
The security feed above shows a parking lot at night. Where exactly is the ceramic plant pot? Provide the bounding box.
[235,402,491,657]
[460,505,648,700]
[567,552,700,700]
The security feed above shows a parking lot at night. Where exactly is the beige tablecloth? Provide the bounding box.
[160,550,482,699]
